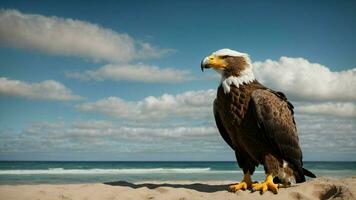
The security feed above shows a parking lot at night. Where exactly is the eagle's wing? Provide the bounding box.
[213,99,234,150]
[251,89,305,182]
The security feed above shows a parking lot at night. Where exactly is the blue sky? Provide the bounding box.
[0,0,355,161]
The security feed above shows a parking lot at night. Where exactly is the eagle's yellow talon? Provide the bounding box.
[229,172,253,192]
[229,181,248,191]
[229,181,249,191]
[252,175,278,194]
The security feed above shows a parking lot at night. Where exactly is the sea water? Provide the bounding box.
[0,161,355,184]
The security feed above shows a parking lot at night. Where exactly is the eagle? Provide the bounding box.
[201,49,315,194]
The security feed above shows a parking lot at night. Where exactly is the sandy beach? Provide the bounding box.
[0,177,355,200]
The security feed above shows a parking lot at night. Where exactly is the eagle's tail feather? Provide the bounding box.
[303,168,316,178]
[295,167,306,183]
[294,167,316,183]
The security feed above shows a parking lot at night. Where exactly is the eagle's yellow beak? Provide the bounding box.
[201,55,227,71]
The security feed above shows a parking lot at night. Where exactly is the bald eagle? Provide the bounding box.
[201,49,315,194]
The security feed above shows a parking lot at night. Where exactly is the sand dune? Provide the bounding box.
[0,177,355,200]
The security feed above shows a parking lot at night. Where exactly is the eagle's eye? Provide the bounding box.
[220,55,229,59]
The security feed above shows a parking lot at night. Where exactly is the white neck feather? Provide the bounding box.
[221,67,255,94]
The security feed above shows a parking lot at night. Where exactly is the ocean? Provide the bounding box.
[0,161,355,184]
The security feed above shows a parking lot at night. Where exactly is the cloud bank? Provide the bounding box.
[0,77,81,101]
[296,114,356,154]
[295,102,356,118]
[0,9,170,62]
[0,120,222,153]
[1,114,355,155]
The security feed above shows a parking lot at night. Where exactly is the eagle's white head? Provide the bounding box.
[201,48,255,93]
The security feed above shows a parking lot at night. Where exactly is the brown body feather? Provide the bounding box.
[214,80,306,183]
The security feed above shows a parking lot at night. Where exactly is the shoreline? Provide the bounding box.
[0,177,355,200]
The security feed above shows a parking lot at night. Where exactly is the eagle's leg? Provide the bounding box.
[252,174,278,194]
[252,154,279,194]
[229,171,253,192]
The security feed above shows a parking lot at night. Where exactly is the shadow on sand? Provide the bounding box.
[104,181,231,193]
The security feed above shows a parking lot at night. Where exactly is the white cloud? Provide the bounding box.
[0,9,170,62]
[65,63,193,83]
[77,89,216,120]
[253,57,356,101]
[0,77,82,101]
[295,102,356,118]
